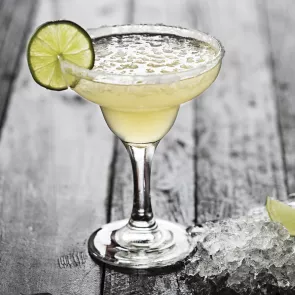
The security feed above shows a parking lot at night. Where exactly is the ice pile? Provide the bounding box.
[185,205,295,294]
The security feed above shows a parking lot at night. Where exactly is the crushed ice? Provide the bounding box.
[185,202,295,292]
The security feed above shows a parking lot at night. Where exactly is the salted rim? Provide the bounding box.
[60,24,225,85]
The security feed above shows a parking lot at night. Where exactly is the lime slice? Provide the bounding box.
[266,196,295,235]
[27,20,94,91]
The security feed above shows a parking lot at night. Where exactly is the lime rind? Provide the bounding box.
[265,196,273,221]
[27,20,95,91]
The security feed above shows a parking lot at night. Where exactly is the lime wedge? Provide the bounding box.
[27,20,94,91]
[266,196,295,235]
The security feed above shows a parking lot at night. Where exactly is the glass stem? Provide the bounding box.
[123,141,159,230]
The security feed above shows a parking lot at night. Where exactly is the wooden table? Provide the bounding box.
[0,0,293,294]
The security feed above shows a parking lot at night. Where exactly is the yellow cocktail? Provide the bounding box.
[64,25,222,143]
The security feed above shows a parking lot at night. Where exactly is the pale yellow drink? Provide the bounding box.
[72,33,221,143]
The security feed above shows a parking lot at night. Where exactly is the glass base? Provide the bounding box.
[88,219,193,270]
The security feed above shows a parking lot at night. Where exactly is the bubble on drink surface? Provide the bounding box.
[184,203,295,294]
[92,33,217,75]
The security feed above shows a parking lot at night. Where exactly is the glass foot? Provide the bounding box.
[88,219,193,269]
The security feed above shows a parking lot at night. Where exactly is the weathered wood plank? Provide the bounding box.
[189,0,287,223]
[0,1,128,294]
[266,1,295,194]
[103,1,195,294]
[0,0,35,132]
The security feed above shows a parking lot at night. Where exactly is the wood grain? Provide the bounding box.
[0,0,35,132]
[188,0,287,223]
[266,1,295,193]
[0,0,128,294]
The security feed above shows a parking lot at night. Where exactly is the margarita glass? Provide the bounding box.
[61,24,224,269]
